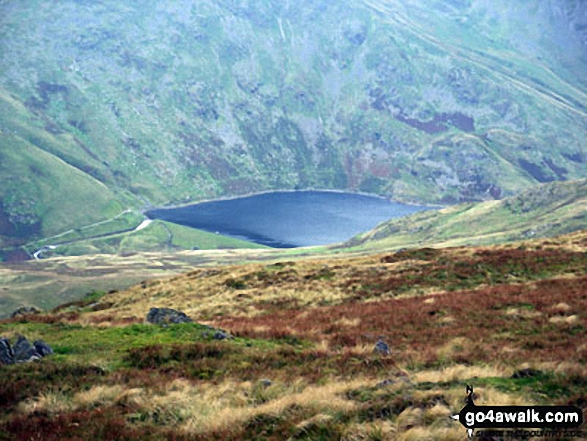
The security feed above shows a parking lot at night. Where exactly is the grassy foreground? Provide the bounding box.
[1,230,586,439]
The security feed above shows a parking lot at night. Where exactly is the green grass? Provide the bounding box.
[42,220,269,257]
[0,134,122,238]
[0,93,123,247]
[26,211,144,250]
[0,321,220,366]
[163,221,268,250]
[3,180,585,318]
[346,179,587,251]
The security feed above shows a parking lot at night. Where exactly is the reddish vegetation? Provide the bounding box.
[217,276,587,366]
[4,407,167,441]
[0,364,107,412]
[344,248,587,300]
[6,311,82,324]
[1,234,586,440]
[123,342,401,382]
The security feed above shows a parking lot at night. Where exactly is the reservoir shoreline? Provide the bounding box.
[146,190,435,248]
[142,188,442,214]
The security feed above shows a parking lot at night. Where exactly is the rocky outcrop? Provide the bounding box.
[10,306,41,318]
[0,335,53,364]
[145,308,234,340]
[146,308,193,325]
[12,336,41,362]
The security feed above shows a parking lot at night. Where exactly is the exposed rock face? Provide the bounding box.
[146,308,193,325]
[0,335,53,364]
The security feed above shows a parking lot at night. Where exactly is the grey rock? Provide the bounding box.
[34,340,54,357]
[12,336,41,363]
[202,328,232,341]
[260,379,272,388]
[146,307,193,325]
[0,338,14,365]
[373,339,390,355]
[10,306,41,318]
[213,330,231,340]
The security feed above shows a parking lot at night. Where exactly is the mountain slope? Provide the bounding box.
[344,178,587,250]
[1,230,585,439]
[1,0,587,246]
[0,92,123,249]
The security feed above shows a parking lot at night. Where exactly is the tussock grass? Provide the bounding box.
[23,376,368,436]
[397,427,462,441]
[344,420,398,440]
[19,385,126,416]
[18,391,75,416]
[183,379,370,435]
[413,364,511,383]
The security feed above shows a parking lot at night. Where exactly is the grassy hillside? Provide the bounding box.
[1,0,587,247]
[1,230,585,439]
[34,220,269,258]
[0,93,124,249]
[343,179,587,251]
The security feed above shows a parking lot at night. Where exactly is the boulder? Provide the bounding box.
[0,338,14,365]
[34,340,54,357]
[212,330,231,340]
[12,336,41,363]
[373,338,390,355]
[146,307,193,325]
[0,336,53,364]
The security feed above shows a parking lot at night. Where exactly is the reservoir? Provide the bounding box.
[146,191,430,248]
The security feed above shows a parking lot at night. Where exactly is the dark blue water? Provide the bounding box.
[146,191,430,248]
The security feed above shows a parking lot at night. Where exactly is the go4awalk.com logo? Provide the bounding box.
[451,386,584,439]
